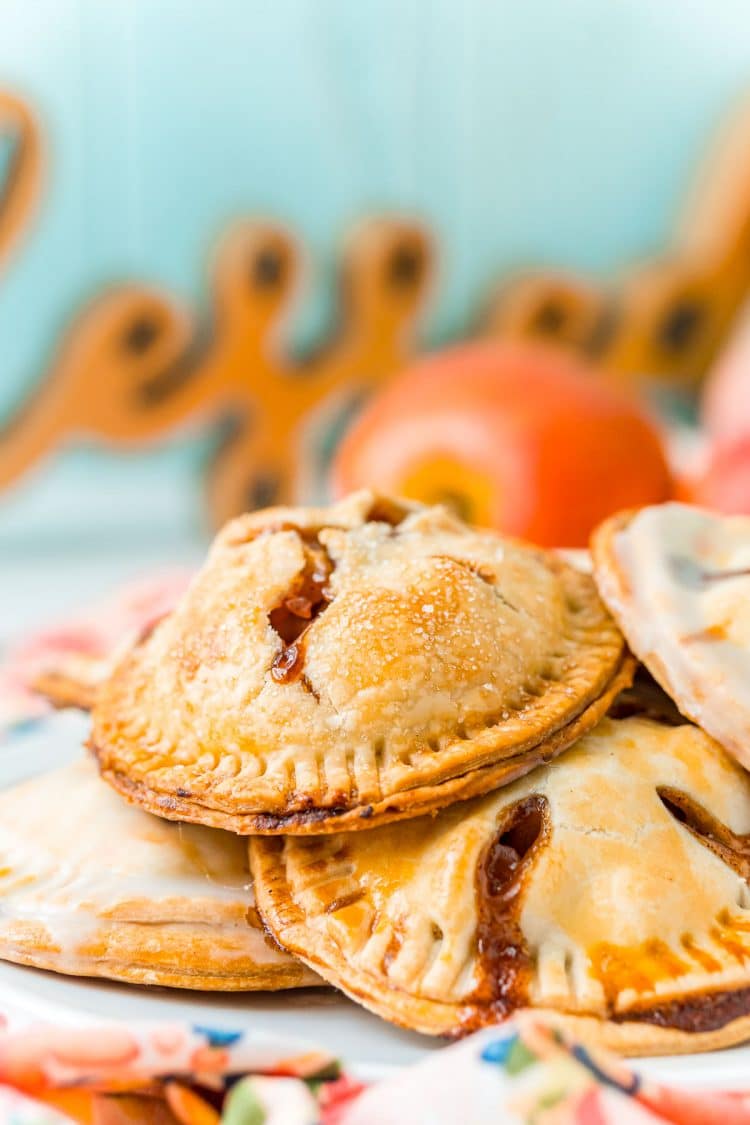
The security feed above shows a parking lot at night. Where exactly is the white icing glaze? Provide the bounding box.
[609,503,750,764]
[0,757,291,968]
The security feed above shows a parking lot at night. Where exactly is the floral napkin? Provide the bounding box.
[0,570,191,739]
[1,1013,749,1124]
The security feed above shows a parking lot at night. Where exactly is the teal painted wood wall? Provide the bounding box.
[1,0,749,547]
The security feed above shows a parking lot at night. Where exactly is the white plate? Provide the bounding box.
[2,711,750,1088]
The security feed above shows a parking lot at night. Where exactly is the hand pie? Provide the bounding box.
[0,757,319,990]
[252,715,750,1054]
[91,491,631,834]
[592,503,750,767]
[32,651,109,711]
[21,571,191,713]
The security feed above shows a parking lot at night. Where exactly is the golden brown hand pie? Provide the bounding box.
[0,757,319,990]
[252,716,750,1055]
[593,503,750,767]
[91,491,631,834]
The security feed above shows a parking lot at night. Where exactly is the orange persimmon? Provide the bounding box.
[331,341,673,547]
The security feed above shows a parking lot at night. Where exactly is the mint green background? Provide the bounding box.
[1,0,750,551]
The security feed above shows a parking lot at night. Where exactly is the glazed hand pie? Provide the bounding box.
[593,503,750,767]
[252,715,750,1055]
[0,757,319,990]
[91,491,631,834]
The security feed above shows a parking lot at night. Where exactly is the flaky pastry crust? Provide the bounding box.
[592,503,750,768]
[252,716,750,1054]
[92,491,630,834]
[0,758,319,990]
[32,654,107,711]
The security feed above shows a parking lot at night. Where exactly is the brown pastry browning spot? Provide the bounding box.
[621,986,750,1033]
[269,533,334,685]
[250,904,292,955]
[373,738,386,769]
[252,805,350,831]
[658,789,750,881]
[324,889,364,915]
[297,859,327,878]
[462,796,549,1030]
[300,673,321,702]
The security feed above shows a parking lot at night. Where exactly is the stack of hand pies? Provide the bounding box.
[7,492,750,1057]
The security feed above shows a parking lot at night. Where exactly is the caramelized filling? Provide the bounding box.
[271,645,305,683]
[658,788,750,881]
[267,502,407,682]
[608,668,684,726]
[588,792,750,1032]
[463,796,549,1030]
[622,986,750,1033]
[365,497,410,527]
[261,500,487,684]
[269,534,334,684]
